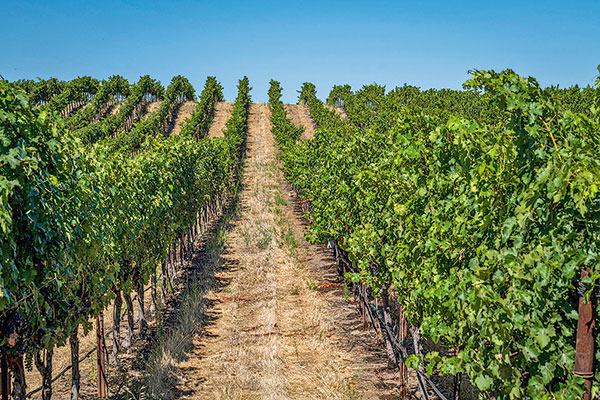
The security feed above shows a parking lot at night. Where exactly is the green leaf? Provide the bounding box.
[474,374,494,390]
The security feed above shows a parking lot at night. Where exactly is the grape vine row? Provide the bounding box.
[0,74,251,399]
[274,68,600,398]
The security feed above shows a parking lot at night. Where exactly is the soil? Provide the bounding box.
[143,101,162,120]
[325,105,348,120]
[170,101,197,136]
[207,102,233,138]
[284,104,316,139]
[110,102,122,115]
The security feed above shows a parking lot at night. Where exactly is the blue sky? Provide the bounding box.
[1,0,599,103]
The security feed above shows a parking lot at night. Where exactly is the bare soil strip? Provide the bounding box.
[174,104,404,400]
[110,101,123,115]
[143,101,162,120]
[284,104,316,139]
[207,102,233,138]
[171,101,197,135]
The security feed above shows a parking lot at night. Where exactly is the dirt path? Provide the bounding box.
[143,101,162,120]
[110,101,123,115]
[171,101,197,135]
[285,104,316,139]
[207,102,233,138]
[175,104,403,400]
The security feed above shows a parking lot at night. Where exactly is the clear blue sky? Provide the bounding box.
[1,0,599,103]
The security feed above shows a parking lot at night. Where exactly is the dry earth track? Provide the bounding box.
[143,101,162,120]
[284,104,316,139]
[207,102,233,138]
[110,101,123,115]
[170,101,197,135]
[174,104,404,400]
[325,105,348,120]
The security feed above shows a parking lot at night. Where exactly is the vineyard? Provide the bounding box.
[0,66,599,400]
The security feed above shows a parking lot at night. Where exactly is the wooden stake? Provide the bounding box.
[122,292,134,348]
[150,272,158,318]
[362,285,367,329]
[381,289,397,369]
[399,310,408,399]
[111,289,122,363]
[574,267,595,400]
[96,315,108,399]
[136,281,148,336]
[8,353,26,400]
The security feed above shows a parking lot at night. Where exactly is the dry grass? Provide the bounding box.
[145,286,205,399]
[141,161,242,399]
[171,104,367,400]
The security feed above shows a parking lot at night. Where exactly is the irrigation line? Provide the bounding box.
[354,285,430,400]
[357,280,447,399]
[335,241,448,400]
[416,369,450,400]
[25,346,97,399]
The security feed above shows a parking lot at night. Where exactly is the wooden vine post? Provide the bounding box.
[361,285,367,328]
[96,314,108,398]
[574,267,595,400]
[398,309,408,399]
